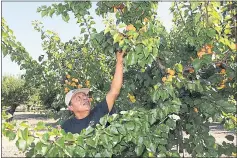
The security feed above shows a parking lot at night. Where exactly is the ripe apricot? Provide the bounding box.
[162,77,167,82]
[167,69,175,76]
[194,107,198,113]
[217,84,225,89]
[197,51,205,58]
[113,7,117,12]
[126,24,136,31]
[144,17,149,22]
[85,80,90,87]
[189,68,195,73]
[66,74,70,79]
[220,69,226,74]
[64,87,69,93]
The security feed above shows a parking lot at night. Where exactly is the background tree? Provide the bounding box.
[2,75,32,116]
[2,1,236,157]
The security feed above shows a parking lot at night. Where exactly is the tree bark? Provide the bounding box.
[6,104,18,122]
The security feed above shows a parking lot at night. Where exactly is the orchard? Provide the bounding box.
[2,1,236,157]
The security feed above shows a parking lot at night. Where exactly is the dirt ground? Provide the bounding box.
[1,112,236,157]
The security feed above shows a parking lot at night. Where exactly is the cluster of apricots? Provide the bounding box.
[162,68,176,83]
[113,3,125,13]
[197,44,213,58]
[128,93,136,103]
[64,74,90,93]
[215,62,233,90]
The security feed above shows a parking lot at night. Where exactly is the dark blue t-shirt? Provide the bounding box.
[61,99,113,134]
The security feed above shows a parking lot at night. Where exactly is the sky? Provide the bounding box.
[1,2,173,76]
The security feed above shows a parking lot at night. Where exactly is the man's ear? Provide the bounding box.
[68,106,73,112]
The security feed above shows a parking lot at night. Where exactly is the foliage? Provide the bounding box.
[2,1,237,157]
[1,75,34,111]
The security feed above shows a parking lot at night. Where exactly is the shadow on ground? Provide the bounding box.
[13,113,51,120]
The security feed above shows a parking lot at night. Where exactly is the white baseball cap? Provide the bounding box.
[65,88,90,106]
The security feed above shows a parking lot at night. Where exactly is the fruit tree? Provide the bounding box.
[2,1,236,157]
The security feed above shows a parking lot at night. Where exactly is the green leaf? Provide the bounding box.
[86,138,96,148]
[110,126,119,135]
[42,133,49,141]
[191,2,199,10]
[99,115,108,126]
[119,23,126,28]
[81,28,86,34]
[90,21,96,25]
[35,141,42,153]
[55,137,65,148]
[84,34,89,41]
[19,121,29,128]
[36,7,41,13]
[85,126,94,135]
[16,139,27,151]
[62,12,70,22]
[216,100,235,113]
[174,63,183,73]
[166,118,176,129]
[6,130,16,140]
[192,58,202,71]
[49,9,55,17]
[112,136,119,147]
[101,134,109,145]
[125,122,135,131]
[158,145,167,153]
[76,135,84,146]
[135,145,145,156]
[27,136,34,145]
[206,28,216,38]
[205,136,215,147]
[202,54,212,64]
[153,90,160,102]
[74,146,85,157]
[22,128,29,140]
[117,126,126,135]
[194,13,201,24]
[102,149,112,157]
[64,133,74,141]
[157,138,167,145]
[149,143,157,153]
[126,52,136,65]
[41,146,48,155]
[41,10,48,17]
[135,45,143,54]
[149,113,157,125]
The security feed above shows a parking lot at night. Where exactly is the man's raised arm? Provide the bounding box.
[106,51,125,112]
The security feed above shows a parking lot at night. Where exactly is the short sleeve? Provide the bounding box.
[94,98,109,115]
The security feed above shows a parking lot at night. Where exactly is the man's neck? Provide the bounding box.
[75,111,90,119]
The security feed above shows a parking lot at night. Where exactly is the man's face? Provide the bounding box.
[69,92,91,112]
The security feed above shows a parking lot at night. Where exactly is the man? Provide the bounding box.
[61,51,124,134]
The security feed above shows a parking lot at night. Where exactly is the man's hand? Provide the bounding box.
[116,50,125,62]
[106,50,125,112]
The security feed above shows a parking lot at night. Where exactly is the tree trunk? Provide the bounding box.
[6,104,18,122]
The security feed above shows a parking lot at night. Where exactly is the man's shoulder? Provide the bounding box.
[61,117,74,128]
